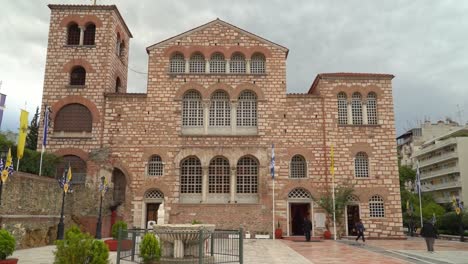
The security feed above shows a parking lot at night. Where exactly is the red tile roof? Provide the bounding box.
[308,72,395,94]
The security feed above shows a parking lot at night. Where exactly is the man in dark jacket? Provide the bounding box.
[355,219,365,242]
[420,221,438,252]
[303,216,312,242]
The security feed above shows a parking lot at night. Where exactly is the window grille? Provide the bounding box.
[208,157,230,194]
[230,53,246,73]
[189,53,205,73]
[180,157,202,193]
[351,92,363,125]
[209,91,231,126]
[83,23,96,45]
[119,42,125,58]
[144,189,164,199]
[182,91,203,126]
[116,33,121,55]
[170,53,185,73]
[355,152,369,178]
[70,66,86,86]
[288,188,312,199]
[236,91,257,126]
[54,104,92,132]
[210,53,226,73]
[236,157,258,193]
[337,92,348,125]
[346,195,360,203]
[369,195,385,217]
[55,155,87,184]
[112,169,126,202]
[367,92,378,125]
[250,53,265,74]
[148,155,163,176]
[67,23,80,45]
[290,155,307,178]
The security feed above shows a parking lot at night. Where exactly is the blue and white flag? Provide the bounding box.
[42,106,50,151]
[270,144,275,179]
[415,161,421,194]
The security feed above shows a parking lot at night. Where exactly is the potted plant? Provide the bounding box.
[140,233,161,264]
[275,221,283,239]
[0,229,17,264]
[104,220,132,251]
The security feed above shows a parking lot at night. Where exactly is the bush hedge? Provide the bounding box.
[140,233,161,264]
[111,220,128,240]
[0,229,16,260]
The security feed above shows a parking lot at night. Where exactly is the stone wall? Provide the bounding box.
[0,172,115,248]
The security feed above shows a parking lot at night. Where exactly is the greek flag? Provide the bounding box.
[270,144,275,179]
[42,106,50,150]
[415,161,421,195]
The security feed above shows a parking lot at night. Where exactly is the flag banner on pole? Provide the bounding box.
[330,145,335,177]
[0,93,6,129]
[17,109,29,160]
[415,161,421,194]
[42,106,50,150]
[1,148,14,183]
[270,144,275,179]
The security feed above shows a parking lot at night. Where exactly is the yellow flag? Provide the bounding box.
[330,145,335,176]
[1,148,12,183]
[17,110,29,160]
[67,165,72,182]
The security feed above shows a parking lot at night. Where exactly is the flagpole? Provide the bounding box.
[273,176,275,240]
[418,184,423,228]
[39,106,49,177]
[16,159,19,171]
[331,145,336,241]
[416,161,423,228]
[271,143,275,240]
[39,146,44,176]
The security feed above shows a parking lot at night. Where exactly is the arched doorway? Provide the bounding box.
[345,195,361,236]
[287,188,314,236]
[142,189,165,228]
[112,168,126,204]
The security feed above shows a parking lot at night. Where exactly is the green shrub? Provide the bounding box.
[54,226,109,264]
[191,219,202,225]
[111,220,128,240]
[0,229,16,260]
[140,233,161,264]
[438,212,467,235]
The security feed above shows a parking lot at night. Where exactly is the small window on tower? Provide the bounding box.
[83,23,96,45]
[70,66,86,86]
[67,23,80,45]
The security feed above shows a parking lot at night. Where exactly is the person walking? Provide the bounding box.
[355,219,365,243]
[303,215,312,242]
[420,221,438,252]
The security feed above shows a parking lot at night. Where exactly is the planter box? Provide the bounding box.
[255,234,270,239]
[0,259,19,264]
[104,239,132,251]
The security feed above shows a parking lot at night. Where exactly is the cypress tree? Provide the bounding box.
[26,107,39,150]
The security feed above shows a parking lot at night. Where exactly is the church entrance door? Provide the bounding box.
[290,203,310,236]
[146,203,160,224]
[346,204,360,236]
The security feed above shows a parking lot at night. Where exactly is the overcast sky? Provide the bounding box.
[1,0,467,136]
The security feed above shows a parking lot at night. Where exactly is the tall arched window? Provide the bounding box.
[236,156,258,193]
[355,152,369,178]
[180,157,202,194]
[54,104,92,133]
[148,155,163,176]
[67,23,80,45]
[210,53,226,73]
[337,92,348,125]
[119,41,125,58]
[367,92,378,125]
[230,53,246,73]
[182,91,203,127]
[70,66,86,86]
[351,92,363,125]
[369,195,385,218]
[170,53,185,73]
[189,53,205,73]
[251,53,265,74]
[112,168,126,203]
[290,155,307,178]
[116,33,121,55]
[208,157,230,194]
[83,23,96,45]
[115,77,121,93]
[56,155,87,184]
[237,91,257,127]
[209,91,231,127]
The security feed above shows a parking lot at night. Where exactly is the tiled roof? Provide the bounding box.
[308,72,395,94]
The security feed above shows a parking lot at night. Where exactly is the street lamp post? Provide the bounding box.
[57,166,73,240]
[95,176,108,239]
[57,186,66,240]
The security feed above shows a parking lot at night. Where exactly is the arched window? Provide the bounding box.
[189,53,205,73]
[210,53,226,73]
[67,23,80,45]
[182,90,203,127]
[236,156,258,193]
[288,188,312,200]
[346,195,360,204]
[112,168,126,203]
[144,189,164,199]
[367,92,378,125]
[170,53,185,73]
[337,92,348,125]
[148,155,163,176]
[230,53,246,73]
[119,41,125,58]
[208,157,230,194]
[209,91,231,126]
[351,92,363,125]
[83,23,96,45]
[116,33,121,56]
[369,195,385,218]
[56,155,87,184]
[251,53,265,74]
[54,104,92,133]
[237,91,257,127]
[355,152,369,178]
[290,155,307,178]
[115,77,121,93]
[70,66,86,86]
[180,157,202,193]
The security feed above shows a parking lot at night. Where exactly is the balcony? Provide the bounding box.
[421,181,461,192]
[418,152,458,168]
[420,166,460,180]
[414,137,457,157]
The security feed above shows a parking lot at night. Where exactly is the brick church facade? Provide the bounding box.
[39,4,403,238]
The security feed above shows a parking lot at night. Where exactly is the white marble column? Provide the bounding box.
[185,59,190,73]
[226,60,230,73]
[79,26,85,45]
[347,102,353,125]
[205,60,210,73]
[230,167,236,203]
[231,101,238,134]
[362,102,368,125]
[203,100,210,134]
[246,59,251,74]
[202,166,208,203]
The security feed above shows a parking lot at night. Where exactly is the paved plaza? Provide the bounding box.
[10,237,468,263]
